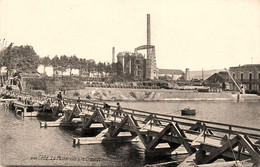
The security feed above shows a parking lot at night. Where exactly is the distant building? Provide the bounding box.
[185,69,224,81]
[229,64,260,92]
[117,52,147,80]
[115,14,158,80]
[205,71,229,83]
[158,69,184,80]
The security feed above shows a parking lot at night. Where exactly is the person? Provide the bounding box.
[77,97,81,103]
[76,97,82,110]
[222,82,226,91]
[103,102,111,118]
[115,102,123,117]
[91,103,97,111]
[27,97,33,105]
[57,91,62,102]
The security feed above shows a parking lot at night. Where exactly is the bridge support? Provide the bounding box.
[40,104,81,127]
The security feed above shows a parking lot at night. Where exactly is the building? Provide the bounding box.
[184,69,224,81]
[229,64,260,92]
[205,71,229,83]
[115,14,158,80]
[158,69,184,80]
[117,52,146,80]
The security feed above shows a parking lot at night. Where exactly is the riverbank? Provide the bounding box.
[61,87,260,101]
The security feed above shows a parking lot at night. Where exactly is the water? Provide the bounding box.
[1,101,260,166]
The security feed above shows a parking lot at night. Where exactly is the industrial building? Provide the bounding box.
[229,64,260,92]
[115,14,158,80]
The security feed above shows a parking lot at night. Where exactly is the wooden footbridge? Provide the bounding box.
[2,90,260,166]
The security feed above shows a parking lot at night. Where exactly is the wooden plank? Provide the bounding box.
[239,135,260,165]
[171,124,196,155]
[243,135,260,154]
[147,123,172,150]
[127,116,148,148]
[200,144,250,161]
[73,136,139,145]
[111,117,128,137]
[84,111,97,128]
[200,136,239,164]
[177,153,196,167]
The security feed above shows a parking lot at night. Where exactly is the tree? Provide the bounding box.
[78,58,88,76]
[68,55,78,78]
[3,44,40,75]
[0,54,3,86]
[50,55,60,79]
[116,62,123,76]
[59,55,69,78]
[87,60,96,77]
[40,56,51,74]
[104,62,112,77]
[111,62,117,76]
[97,62,104,80]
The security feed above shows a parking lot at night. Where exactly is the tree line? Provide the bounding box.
[41,54,124,79]
[0,43,126,81]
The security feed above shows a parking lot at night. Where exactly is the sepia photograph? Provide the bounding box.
[0,0,260,166]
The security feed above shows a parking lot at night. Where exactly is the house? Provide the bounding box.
[205,71,229,83]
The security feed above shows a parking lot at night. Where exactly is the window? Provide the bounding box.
[249,73,252,81]
[241,73,243,81]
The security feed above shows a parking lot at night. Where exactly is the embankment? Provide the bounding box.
[63,88,260,101]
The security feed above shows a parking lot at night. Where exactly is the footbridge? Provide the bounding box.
[4,90,260,166]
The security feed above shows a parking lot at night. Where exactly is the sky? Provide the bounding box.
[0,0,260,71]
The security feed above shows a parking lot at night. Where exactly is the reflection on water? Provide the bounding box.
[0,101,260,166]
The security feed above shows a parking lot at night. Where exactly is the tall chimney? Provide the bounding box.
[147,14,151,59]
[147,14,151,46]
[112,47,115,63]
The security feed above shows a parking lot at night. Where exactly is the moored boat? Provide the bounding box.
[181,107,196,115]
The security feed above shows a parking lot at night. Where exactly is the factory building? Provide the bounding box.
[115,14,158,80]
[117,52,146,80]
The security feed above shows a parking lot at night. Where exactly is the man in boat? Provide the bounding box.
[103,102,111,118]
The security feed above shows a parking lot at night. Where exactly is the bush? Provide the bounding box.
[26,78,47,90]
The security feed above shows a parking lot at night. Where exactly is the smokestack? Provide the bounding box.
[147,14,151,60]
[112,47,115,63]
[147,14,151,46]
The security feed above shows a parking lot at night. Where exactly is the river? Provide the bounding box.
[0,100,260,166]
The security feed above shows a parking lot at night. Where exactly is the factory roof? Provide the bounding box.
[158,69,184,75]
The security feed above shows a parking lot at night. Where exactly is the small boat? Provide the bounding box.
[181,107,196,116]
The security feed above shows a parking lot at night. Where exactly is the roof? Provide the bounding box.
[217,71,229,79]
[205,72,229,82]
[230,64,260,70]
[188,69,224,80]
[159,69,184,75]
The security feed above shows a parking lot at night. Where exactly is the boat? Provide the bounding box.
[181,107,196,116]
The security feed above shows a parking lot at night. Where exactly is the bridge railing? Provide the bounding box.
[9,90,260,140]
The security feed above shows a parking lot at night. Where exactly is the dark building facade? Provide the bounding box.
[205,71,229,83]
[117,52,147,80]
